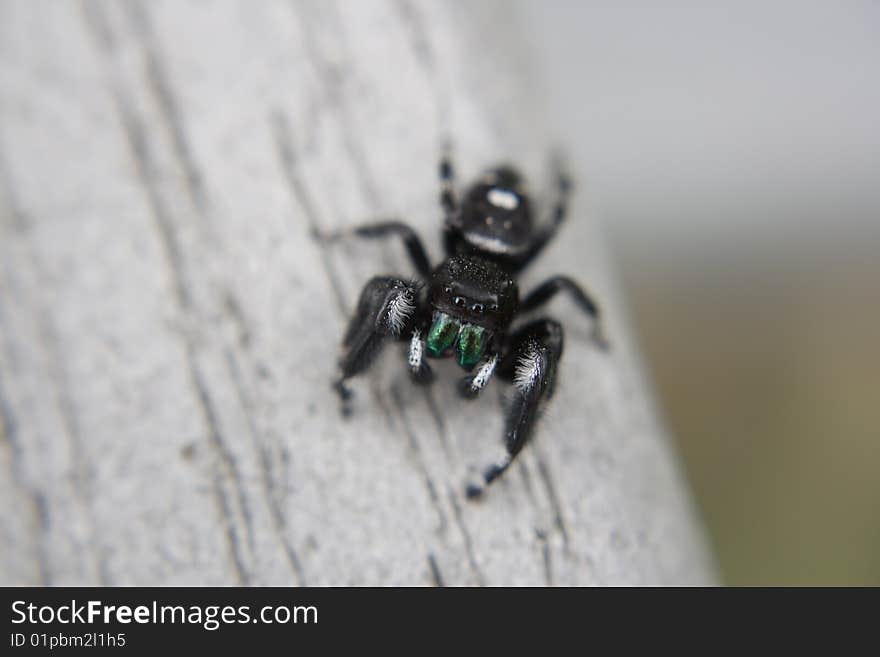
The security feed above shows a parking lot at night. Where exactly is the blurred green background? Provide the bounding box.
[620,235,879,585]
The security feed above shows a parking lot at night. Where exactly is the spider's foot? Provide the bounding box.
[483,461,507,486]
[332,378,354,418]
[464,460,504,500]
[409,363,435,386]
[465,454,512,500]
[465,482,485,500]
[456,376,481,400]
[311,226,345,242]
[591,324,611,352]
[464,467,486,499]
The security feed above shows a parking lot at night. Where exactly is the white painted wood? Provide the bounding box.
[0,0,715,585]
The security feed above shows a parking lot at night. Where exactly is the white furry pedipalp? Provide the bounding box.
[408,329,424,371]
[513,348,543,391]
[386,289,415,335]
[470,354,498,392]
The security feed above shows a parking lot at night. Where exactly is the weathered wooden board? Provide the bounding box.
[0,0,715,585]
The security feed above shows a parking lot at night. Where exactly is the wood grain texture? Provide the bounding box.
[0,0,716,585]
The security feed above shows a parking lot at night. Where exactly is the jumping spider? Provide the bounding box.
[320,149,608,498]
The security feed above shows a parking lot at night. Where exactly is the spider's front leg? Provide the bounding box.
[314,221,432,279]
[334,276,421,416]
[466,319,563,498]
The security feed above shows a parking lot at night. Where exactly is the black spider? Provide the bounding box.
[319,148,608,498]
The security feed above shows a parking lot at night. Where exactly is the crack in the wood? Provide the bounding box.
[30,491,52,582]
[78,0,115,51]
[427,552,445,587]
[389,383,448,535]
[0,137,109,584]
[536,452,570,548]
[0,372,51,585]
[189,356,254,585]
[293,2,397,243]
[225,348,308,586]
[110,93,249,584]
[82,6,255,584]
[341,128,383,211]
[422,388,453,461]
[393,0,453,141]
[393,0,435,75]
[222,292,252,350]
[111,93,193,310]
[539,530,554,586]
[518,450,560,585]
[271,111,349,314]
[370,386,399,434]
[0,149,29,235]
[109,4,315,584]
[517,457,538,504]
[124,1,207,214]
[40,317,112,585]
[447,486,487,586]
[291,2,347,103]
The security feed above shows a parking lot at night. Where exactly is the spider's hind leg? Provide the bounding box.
[335,276,421,416]
[466,319,564,498]
[439,141,457,221]
[521,276,609,350]
[513,159,572,271]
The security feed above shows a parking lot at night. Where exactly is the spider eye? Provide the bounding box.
[453,296,466,307]
[490,303,498,312]
[444,286,452,294]
[471,303,484,314]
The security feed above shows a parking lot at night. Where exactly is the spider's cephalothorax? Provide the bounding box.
[322,150,608,498]
[426,256,517,369]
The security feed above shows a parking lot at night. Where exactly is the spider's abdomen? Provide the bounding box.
[455,167,534,257]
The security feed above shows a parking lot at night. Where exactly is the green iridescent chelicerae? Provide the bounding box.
[456,324,487,367]
[427,312,489,367]
[427,312,459,356]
